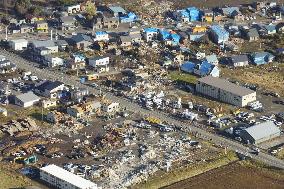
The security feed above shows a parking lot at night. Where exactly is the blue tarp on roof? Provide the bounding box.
[264,24,276,32]
[186,7,202,21]
[159,29,171,40]
[171,33,181,43]
[95,31,107,35]
[181,61,195,73]
[250,52,274,65]
[211,25,229,43]
[120,12,138,23]
[199,61,214,76]
[144,28,159,33]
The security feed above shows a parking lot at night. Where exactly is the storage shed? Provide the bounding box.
[239,121,281,144]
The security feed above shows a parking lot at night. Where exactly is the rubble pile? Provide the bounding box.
[0,118,38,136]
[137,0,173,26]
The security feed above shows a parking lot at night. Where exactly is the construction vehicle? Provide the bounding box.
[24,155,38,165]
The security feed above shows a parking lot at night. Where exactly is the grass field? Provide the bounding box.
[221,63,284,96]
[163,160,284,189]
[168,71,198,84]
[132,151,238,189]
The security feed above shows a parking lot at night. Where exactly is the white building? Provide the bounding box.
[9,39,28,51]
[43,55,64,67]
[40,164,98,189]
[102,102,119,113]
[65,4,81,14]
[14,92,41,108]
[94,31,109,41]
[196,76,256,107]
[88,56,110,73]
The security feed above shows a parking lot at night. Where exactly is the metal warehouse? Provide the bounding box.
[239,121,281,144]
[196,76,256,107]
[40,164,98,189]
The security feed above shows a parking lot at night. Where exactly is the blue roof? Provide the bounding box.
[186,7,202,21]
[120,12,138,22]
[171,33,180,42]
[199,61,215,76]
[250,52,274,65]
[222,7,239,16]
[264,24,276,32]
[95,31,107,35]
[144,28,159,33]
[180,9,190,17]
[211,25,229,38]
[181,61,195,73]
[159,29,171,40]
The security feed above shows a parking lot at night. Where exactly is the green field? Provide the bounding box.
[168,71,198,84]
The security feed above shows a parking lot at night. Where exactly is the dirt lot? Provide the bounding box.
[163,161,284,189]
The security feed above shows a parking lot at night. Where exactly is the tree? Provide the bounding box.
[85,0,96,20]
[28,6,43,17]
[58,0,74,6]
[14,0,31,16]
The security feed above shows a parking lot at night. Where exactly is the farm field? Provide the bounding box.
[163,161,284,189]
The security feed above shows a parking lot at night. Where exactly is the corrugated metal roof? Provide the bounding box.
[108,6,126,14]
[40,164,97,188]
[243,121,281,142]
[198,76,255,96]
[16,92,40,103]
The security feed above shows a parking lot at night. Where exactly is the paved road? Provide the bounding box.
[1,49,284,169]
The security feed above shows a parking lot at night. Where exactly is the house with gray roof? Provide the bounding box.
[230,54,249,67]
[14,92,41,108]
[246,28,259,41]
[239,121,281,144]
[59,16,76,31]
[69,33,93,51]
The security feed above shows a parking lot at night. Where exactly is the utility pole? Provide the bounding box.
[5,26,8,41]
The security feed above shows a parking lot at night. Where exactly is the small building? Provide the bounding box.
[59,16,76,31]
[35,80,65,98]
[0,106,7,116]
[29,40,58,54]
[67,53,86,70]
[42,100,57,109]
[46,111,63,124]
[130,33,142,44]
[246,28,259,41]
[14,92,41,108]
[70,88,89,102]
[181,61,220,77]
[65,4,81,14]
[143,28,159,42]
[40,164,98,189]
[230,55,249,67]
[92,15,119,30]
[0,59,17,74]
[102,102,119,113]
[196,76,256,107]
[9,39,28,51]
[205,54,218,65]
[239,121,281,144]
[88,56,110,73]
[20,24,34,34]
[210,25,229,44]
[67,105,84,118]
[43,55,64,67]
[119,36,132,47]
[35,21,48,33]
[264,24,276,35]
[107,6,127,17]
[93,31,109,41]
[69,33,93,50]
[250,52,275,65]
